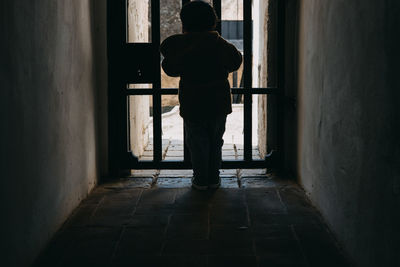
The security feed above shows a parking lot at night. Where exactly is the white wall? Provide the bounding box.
[0,0,108,265]
[127,0,151,157]
[253,0,269,157]
[297,0,400,266]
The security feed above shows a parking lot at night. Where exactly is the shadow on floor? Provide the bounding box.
[35,177,350,267]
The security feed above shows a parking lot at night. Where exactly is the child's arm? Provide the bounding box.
[220,39,243,73]
[161,56,182,77]
[160,36,182,77]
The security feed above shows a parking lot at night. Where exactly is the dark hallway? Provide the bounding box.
[1,0,399,267]
[36,177,349,266]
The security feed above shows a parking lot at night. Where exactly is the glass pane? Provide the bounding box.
[161,68,180,89]
[218,1,244,161]
[222,0,244,160]
[222,0,243,20]
[253,94,262,160]
[221,0,244,89]
[127,0,152,43]
[128,95,153,160]
[162,95,184,161]
[223,103,243,160]
[127,84,152,90]
[160,0,182,88]
[252,0,277,88]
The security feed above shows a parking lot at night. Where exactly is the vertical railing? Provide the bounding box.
[182,0,191,163]
[277,0,285,169]
[152,0,162,162]
[108,0,281,170]
[213,0,222,33]
[243,0,253,161]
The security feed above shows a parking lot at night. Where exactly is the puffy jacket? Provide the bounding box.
[160,31,242,121]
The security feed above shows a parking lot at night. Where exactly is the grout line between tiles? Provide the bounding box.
[276,188,288,214]
[110,226,126,262]
[291,224,311,267]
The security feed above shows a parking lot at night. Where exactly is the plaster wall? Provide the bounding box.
[222,0,243,20]
[253,0,269,158]
[0,0,107,266]
[127,0,150,157]
[297,0,400,266]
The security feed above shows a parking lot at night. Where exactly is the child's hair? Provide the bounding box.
[180,1,218,32]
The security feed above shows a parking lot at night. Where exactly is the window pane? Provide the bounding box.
[160,0,182,88]
[223,103,244,161]
[127,84,152,90]
[252,0,277,88]
[222,0,244,89]
[127,0,152,43]
[128,95,153,160]
[253,94,262,160]
[162,95,184,161]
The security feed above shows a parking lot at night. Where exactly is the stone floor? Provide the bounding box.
[35,175,350,267]
[138,104,261,162]
[138,140,262,162]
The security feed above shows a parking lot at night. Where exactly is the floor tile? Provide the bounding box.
[208,256,258,267]
[163,239,211,255]
[37,177,350,267]
[158,169,193,178]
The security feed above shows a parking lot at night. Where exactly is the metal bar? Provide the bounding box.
[183,125,191,162]
[125,88,279,95]
[125,89,161,95]
[107,0,130,174]
[152,0,162,162]
[124,1,130,166]
[182,0,190,163]
[232,88,278,94]
[233,71,238,88]
[213,0,222,34]
[243,0,252,162]
[277,0,285,169]
[118,0,281,172]
[127,158,274,170]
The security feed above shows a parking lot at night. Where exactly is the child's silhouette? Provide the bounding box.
[160,0,242,190]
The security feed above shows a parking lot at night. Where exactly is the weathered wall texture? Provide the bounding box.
[127,0,150,157]
[0,0,108,266]
[297,0,400,266]
[222,0,243,20]
[253,0,269,157]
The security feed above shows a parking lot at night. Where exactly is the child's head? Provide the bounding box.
[180,1,218,32]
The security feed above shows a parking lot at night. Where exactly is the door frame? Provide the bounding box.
[107,0,285,173]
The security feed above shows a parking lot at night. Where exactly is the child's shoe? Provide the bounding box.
[208,177,221,189]
[191,177,208,190]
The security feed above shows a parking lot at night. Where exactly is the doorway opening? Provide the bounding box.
[107,0,284,172]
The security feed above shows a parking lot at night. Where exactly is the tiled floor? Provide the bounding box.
[36,176,350,267]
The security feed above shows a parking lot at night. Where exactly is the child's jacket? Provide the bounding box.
[160,31,242,121]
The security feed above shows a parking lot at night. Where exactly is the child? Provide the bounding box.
[160,0,242,190]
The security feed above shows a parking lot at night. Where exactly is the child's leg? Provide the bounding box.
[207,115,227,186]
[184,119,210,189]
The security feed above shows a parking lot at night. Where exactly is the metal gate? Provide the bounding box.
[107,0,285,172]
